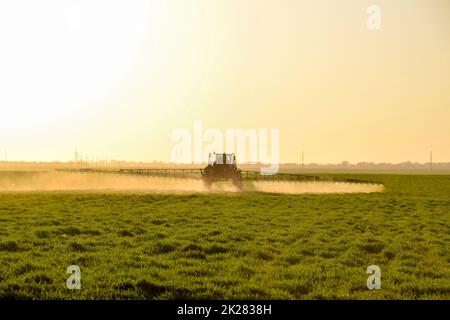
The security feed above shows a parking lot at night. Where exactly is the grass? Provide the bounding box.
[0,173,449,299]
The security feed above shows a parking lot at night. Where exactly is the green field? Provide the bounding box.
[0,173,449,299]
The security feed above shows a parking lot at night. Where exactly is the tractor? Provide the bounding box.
[201,153,243,189]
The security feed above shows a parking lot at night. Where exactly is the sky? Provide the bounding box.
[0,0,449,163]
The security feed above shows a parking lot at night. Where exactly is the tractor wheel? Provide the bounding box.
[232,175,243,190]
[203,177,212,189]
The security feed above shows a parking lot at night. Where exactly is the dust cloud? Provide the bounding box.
[0,172,383,194]
[250,181,384,194]
[0,171,232,193]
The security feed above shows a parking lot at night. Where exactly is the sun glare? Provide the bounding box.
[0,0,153,129]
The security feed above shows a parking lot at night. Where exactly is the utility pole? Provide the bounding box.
[301,150,304,169]
[430,151,433,172]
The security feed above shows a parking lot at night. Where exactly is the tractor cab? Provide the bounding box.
[202,153,243,189]
[208,153,237,167]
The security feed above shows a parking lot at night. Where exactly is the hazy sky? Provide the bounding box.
[0,0,449,163]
